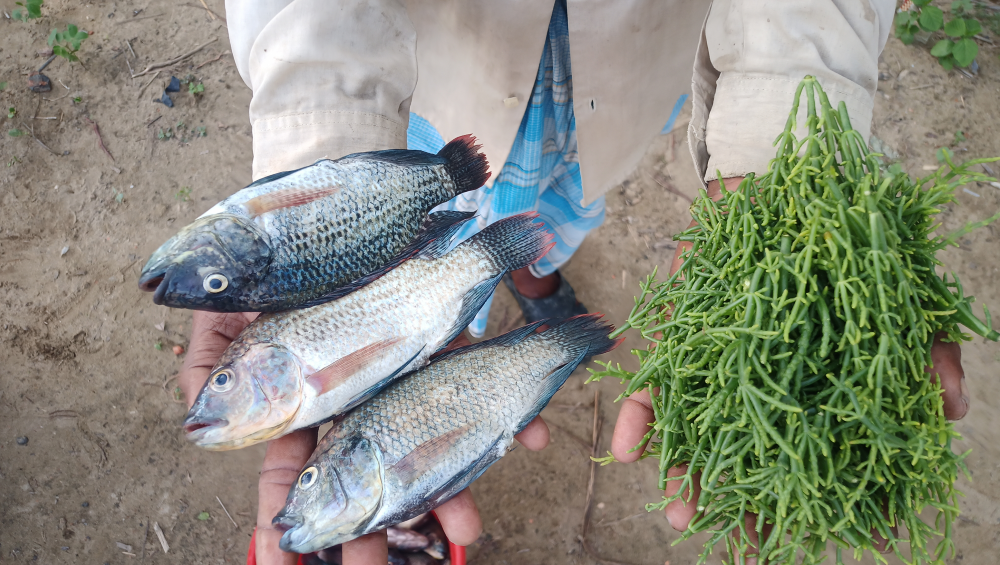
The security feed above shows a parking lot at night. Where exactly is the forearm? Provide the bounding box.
[226,0,418,180]
[690,0,895,183]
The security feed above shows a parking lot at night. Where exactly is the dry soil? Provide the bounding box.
[2,2,999,564]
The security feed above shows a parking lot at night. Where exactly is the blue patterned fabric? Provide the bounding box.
[407,0,605,336]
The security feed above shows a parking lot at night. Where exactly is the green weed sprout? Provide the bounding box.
[48,24,89,64]
[12,0,42,21]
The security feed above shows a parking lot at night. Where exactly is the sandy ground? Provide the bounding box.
[2,2,999,564]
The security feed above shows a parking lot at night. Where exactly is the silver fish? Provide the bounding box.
[273,316,622,552]
[139,136,490,312]
[182,212,554,450]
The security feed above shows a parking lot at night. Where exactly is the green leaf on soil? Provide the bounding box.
[931,39,954,57]
[919,6,944,31]
[944,17,966,37]
[197,511,210,521]
[952,37,978,67]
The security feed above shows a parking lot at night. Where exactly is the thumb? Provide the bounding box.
[255,428,318,565]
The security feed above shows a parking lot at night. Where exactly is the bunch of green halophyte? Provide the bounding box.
[591,77,999,565]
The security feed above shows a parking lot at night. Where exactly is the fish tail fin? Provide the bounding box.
[537,314,623,359]
[468,212,555,272]
[513,315,621,433]
[438,134,491,195]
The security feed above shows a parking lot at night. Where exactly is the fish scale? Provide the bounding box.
[273,316,622,553]
[139,136,490,312]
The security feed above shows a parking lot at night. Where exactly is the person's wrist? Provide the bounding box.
[705,176,745,201]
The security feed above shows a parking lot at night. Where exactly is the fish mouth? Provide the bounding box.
[275,515,314,552]
[182,417,228,438]
[138,265,173,306]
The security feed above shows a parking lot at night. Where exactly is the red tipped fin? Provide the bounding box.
[244,185,340,216]
[306,337,405,395]
[391,424,474,484]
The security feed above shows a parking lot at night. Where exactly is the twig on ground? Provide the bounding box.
[117,13,164,25]
[31,116,59,120]
[146,115,163,128]
[132,39,217,77]
[578,391,638,565]
[137,70,160,99]
[57,78,70,90]
[649,172,693,203]
[126,39,137,58]
[37,54,56,72]
[196,50,230,69]
[182,2,226,22]
[126,57,135,77]
[48,410,79,418]
[217,496,240,530]
[140,519,150,561]
[43,92,73,102]
[83,117,114,162]
[199,0,216,20]
[546,422,593,450]
[908,84,934,90]
[153,522,170,553]
[20,122,61,156]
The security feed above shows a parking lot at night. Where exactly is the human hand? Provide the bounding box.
[608,177,969,560]
[177,311,553,564]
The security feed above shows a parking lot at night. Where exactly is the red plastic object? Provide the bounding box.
[245,517,467,565]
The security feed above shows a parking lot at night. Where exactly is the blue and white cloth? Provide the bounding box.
[407,0,605,337]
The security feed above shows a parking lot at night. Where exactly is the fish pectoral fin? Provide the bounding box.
[391,424,475,484]
[432,271,506,354]
[306,337,406,396]
[244,185,341,216]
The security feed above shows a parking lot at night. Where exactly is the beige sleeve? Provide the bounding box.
[688,0,895,184]
[225,0,417,180]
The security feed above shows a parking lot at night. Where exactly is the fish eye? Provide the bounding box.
[210,370,235,392]
[203,273,229,293]
[299,466,318,489]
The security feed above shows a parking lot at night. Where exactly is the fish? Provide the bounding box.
[182,212,555,450]
[272,315,622,553]
[138,135,491,312]
[386,526,430,551]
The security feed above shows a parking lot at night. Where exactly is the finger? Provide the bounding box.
[342,530,388,565]
[926,333,967,420]
[434,488,482,546]
[514,416,549,451]
[178,311,258,408]
[611,391,654,463]
[256,428,318,565]
[664,464,701,531]
[731,512,773,565]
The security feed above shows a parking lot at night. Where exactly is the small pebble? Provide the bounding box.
[81,501,89,507]
[16,436,28,446]
[60,245,70,256]
[172,344,185,356]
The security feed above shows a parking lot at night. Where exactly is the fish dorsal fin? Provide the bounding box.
[431,319,548,363]
[244,164,311,188]
[392,424,475,484]
[306,337,406,395]
[244,185,341,216]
